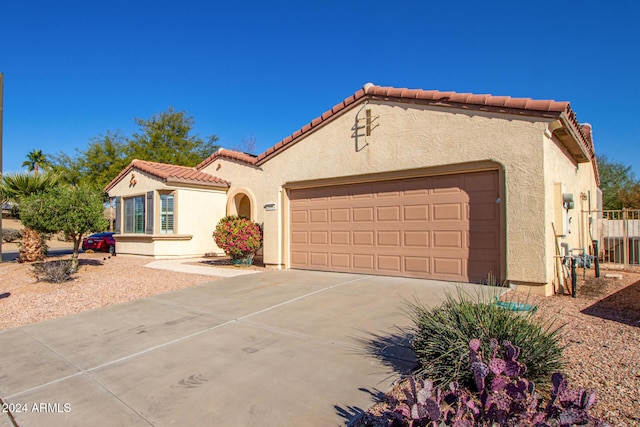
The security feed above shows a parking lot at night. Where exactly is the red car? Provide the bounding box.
[82,232,116,255]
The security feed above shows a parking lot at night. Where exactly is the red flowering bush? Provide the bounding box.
[213,215,263,260]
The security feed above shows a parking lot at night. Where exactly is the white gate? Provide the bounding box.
[594,209,640,268]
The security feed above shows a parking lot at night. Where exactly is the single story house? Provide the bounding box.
[105,83,600,295]
[104,160,229,258]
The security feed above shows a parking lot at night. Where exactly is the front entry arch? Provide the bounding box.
[226,188,257,220]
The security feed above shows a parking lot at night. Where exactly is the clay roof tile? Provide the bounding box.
[195,148,258,170]
[105,159,229,192]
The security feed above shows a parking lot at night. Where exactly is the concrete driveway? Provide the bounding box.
[0,270,490,426]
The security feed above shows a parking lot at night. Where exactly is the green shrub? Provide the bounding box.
[1,228,22,243]
[32,259,75,283]
[408,288,564,391]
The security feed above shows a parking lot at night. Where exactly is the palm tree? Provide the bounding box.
[1,172,61,262]
[21,149,51,175]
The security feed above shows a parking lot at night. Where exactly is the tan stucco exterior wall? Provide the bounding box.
[541,132,599,294]
[109,169,162,197]
[174,187,227,257]
[208,101,569,291]
[107,169,227,258]
[204,161,264,222]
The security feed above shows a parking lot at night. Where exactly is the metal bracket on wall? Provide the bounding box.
[352,101,379,152]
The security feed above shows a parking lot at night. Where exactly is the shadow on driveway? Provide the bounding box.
[336,329,417,425]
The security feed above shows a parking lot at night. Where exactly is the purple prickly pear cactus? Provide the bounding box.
[365,339,607,426]
[489,357,506,375]
[471,361,489,391]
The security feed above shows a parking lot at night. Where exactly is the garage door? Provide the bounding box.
[289,170,500,282]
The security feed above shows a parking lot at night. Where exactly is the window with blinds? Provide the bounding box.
[124,195,145,233]
[160,193,174,234]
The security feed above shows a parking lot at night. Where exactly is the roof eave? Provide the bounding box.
[549,116,593,164]
[105,164,135,193]
[165,177,229,189]
[256,89,368,165]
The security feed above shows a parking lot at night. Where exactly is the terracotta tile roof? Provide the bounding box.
[105,159,229,192]
[362,84,571,113]
[255,83,595,167]
[195,148,258,170]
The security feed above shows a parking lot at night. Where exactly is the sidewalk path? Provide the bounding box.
[144,258,261,277]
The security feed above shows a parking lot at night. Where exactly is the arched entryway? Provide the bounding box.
[236,194,251,218]
[226,188,256,220]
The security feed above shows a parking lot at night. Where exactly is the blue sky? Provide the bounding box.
[1,1,639,176]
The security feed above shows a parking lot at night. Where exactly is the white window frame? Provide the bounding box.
[159,193,175,234]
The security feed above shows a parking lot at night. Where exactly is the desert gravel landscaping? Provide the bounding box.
[0,248,638,425]
[527,268,640,426]
[0,252,219,331]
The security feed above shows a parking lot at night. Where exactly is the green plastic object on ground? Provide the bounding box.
[495,299,537,313]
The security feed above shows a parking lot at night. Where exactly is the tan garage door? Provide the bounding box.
[289,170,500,282]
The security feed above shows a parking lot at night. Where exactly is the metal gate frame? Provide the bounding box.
[588,208,640,269]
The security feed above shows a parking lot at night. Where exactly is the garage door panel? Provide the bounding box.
[405,256,430,274]
[404,204,429,221]
[403,189,430,198]
[433,231,463,249]
[404,231,430,247]
[310,252,329,267]
[309,231,328,245]
[465,171,499,192]
[431,175,464,193]
[310,209,328,223]
[330,208,350,222]
[291,210,309,224]
[353,207,374,222]
[469,202,499,221]
[433,203,463,221]
[433,257,463,276]
[352,192,374,199]
[331,231,350,245]
[468,259,499,283]
[377,231,401,247]
[377,255,401,272]
[290,170,500,282]
[330,253,350,268]
[353,231,374,246]
[291,252,308,265]
[377,206,401,221]
[291,231,308,244]
[353,254,374,269]
[468,231,500,250]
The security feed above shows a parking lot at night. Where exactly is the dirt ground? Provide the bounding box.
[527,267,640,425]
